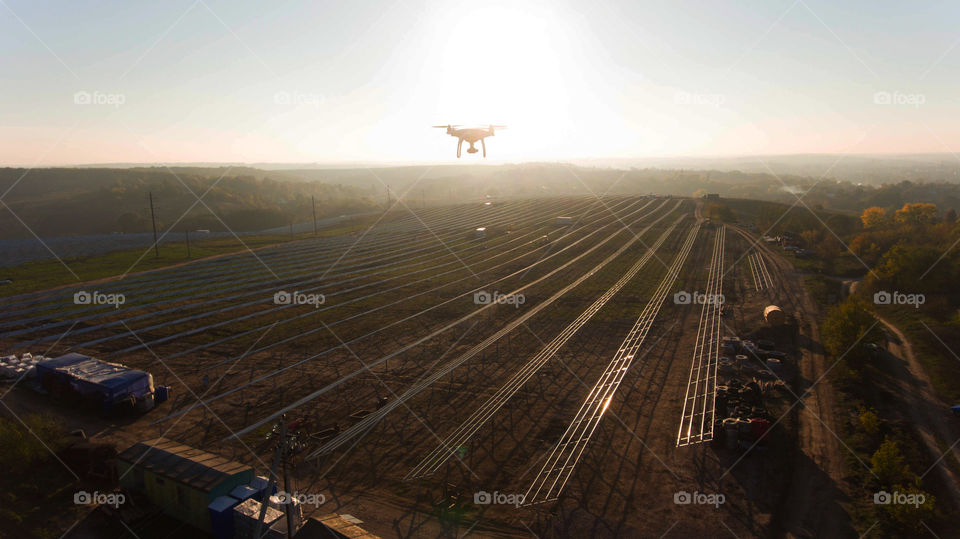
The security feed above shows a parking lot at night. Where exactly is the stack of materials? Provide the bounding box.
[35,353,155,412]
[715,378,772,450]
[0,353,42,380]
[233,498,287,539]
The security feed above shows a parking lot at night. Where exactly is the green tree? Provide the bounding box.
[872,244,949,296]
[881,485,935,532]
[800,229,821,248]
[871,437,912,486]
[858,408,881,437]
[821,297,880,367]
[894,203,937,226]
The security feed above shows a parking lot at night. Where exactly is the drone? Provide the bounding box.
[433,124,506,158]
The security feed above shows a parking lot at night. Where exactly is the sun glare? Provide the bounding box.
[427,3,577,156]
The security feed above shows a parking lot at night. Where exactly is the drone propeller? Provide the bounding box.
[432,125,462,128]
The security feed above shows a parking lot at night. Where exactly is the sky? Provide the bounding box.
[1,0,959,165]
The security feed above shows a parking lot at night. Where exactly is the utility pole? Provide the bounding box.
[311,195,318,237]
[185,230,190,259]
[386,185,391,209]
[281,418,295,539]
[149,192,159,258]
[255,414,304,538]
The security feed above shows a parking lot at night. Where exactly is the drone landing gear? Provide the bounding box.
[456,138,487,158]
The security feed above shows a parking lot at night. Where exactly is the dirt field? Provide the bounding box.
[0,197,852,538]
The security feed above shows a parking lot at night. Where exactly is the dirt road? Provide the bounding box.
[873,315,960,507]
[730,227,852,538]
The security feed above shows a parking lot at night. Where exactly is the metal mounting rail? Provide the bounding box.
[305,201,683,458]
[405,212,686,480]
[522,221,701,505]
[748,251,772,291]
[676,225,725,446]
[159,198,657,428]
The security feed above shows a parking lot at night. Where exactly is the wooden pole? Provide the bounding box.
[149,192,159,258]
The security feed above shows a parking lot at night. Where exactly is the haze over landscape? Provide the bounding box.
[3,2,960,538]
[3,0,960,165]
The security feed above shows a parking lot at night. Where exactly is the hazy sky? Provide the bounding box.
[2,0,959,165]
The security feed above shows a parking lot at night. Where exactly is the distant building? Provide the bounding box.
[705,193,720,200]
[475,227,486,238]
[555,216,573,226]
[117,438,254,532]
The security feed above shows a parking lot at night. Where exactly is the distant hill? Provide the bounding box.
[0,167,378,240]
[4,161,960,240]
[576,154,960,185]
[70,154,960,185]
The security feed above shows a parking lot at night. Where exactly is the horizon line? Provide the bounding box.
[2,151,959,169]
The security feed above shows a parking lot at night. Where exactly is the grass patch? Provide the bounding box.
[788,252,867,277]
[804,275,843,308]
[876,307,960,404]
[0,216,383,297]
[0,413,84,538]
